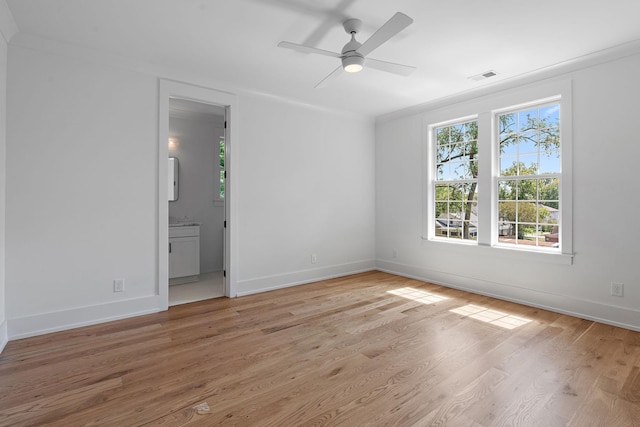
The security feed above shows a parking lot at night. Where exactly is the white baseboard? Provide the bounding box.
[0,319,7,353]
[7,295,164,340]
[376,259,640,332]
[235,260,376,297]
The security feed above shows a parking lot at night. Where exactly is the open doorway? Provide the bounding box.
[167,98,226,306]
[158,80,236,309]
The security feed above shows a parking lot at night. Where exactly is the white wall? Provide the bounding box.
[234,95,376,295]
[0,7,10,351]
[376,50,640,330]
[5,40,375,338]
[169,113,225,273]
[6,46,160,337]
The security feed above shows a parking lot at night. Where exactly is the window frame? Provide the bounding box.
[494,100,562,252]
[431,117,480,244]
[424,79,573,264]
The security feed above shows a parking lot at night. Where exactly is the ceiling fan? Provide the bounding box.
[278,12,416,88]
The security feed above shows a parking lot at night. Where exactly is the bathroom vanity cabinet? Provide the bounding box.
[169,224,200,284]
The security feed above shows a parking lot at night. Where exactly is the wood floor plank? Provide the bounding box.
[1,271,640,426]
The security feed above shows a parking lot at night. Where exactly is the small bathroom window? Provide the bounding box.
[218,137,225,200]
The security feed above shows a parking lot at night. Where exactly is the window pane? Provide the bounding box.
[467,140,478,156]
[498,201,516,221]
[452,161,469,179]
[537,203,557,223]
[452,124,465,142]
[464,202,477,227]
[519,131,538,154]
[539,178,559,206]
[540,104,560,128]
[499,113,516,135]
[469,159,478,178]
[518,179,537,201]
[539,127,560,149]
[219,170,225,198]
[518,109,538,131]
[498,223,516,246]
[540,149,560,174]
[540,216,559,247]
[435,184,449,201]
[500,156,518,176]
[498,180,516,200]
[450,143,464,159]
[449,183,467,200]
[518,155,538,175]
[500,137,518,155]
[435,202,448,218]
[517,202,537,222]
[437,144,450,162]
[436,163,450,180]
[450,202,464,217]
[464,122,478,141]
[219,139,225,168]
[436,127,448,143]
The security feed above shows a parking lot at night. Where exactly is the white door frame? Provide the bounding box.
[158,79,237,309]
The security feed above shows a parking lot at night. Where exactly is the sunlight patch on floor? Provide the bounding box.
[387,287,449,304]
[450,304,531,329]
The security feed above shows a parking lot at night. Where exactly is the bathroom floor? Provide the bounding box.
[168,271,225,306]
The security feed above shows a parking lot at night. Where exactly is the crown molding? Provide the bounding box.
[377,38,640,123]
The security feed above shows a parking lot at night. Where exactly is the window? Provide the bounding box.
[218,137,225,200]
[497,103,560,249]
[427,79,571,260]
[434,120,478,241]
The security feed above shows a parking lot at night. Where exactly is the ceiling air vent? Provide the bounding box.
[469,70,498,82]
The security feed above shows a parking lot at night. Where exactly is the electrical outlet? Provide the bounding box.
[392,248,398,259]
[611,282,624,297]
[311,254,317,264]
[113,279,125,293]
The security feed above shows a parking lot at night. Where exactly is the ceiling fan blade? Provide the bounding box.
[278,41,341,58]
[357,12,413,57]
[315,66,343,88]
[365,58,416,76]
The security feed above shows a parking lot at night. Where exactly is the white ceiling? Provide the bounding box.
[6,0,640,117]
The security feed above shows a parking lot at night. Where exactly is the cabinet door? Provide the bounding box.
[169,236,200,278]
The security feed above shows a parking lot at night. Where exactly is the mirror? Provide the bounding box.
[168,157,179,201]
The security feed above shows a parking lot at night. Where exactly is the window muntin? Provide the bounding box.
[434,120,478,241]
[497,103,560,249]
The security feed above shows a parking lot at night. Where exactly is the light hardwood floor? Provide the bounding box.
[1,271,639,426]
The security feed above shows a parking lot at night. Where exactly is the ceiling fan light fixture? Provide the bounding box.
[342,55,364,73]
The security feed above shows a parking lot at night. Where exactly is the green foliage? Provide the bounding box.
[436,121,478,180]
[539,178,559,208]
[498,201,549,224]
[498,106,560,155]
[219,139,225,198]
[219,139,225,168]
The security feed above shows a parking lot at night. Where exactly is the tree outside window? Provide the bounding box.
[434,120,478,241]
[497,103,560,248]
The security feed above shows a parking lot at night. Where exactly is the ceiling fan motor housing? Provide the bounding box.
[342,54,364,72]
[341,20,364,73]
